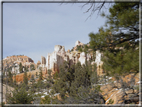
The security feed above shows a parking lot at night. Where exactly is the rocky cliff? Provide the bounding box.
[2,55,36,73]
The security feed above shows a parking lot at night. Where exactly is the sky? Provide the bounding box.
[3,2,110,63]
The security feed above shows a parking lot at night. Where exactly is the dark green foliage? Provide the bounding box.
[89,3,139,77]
[76,44,89,53]
[19,62,23,73]
[7,83,33,104]
[13,74,17,87]
[37,80,44,90]
[30,64,35,71]
[8,71,13,86]
[108,99,114,104]
[52,61,74,99]
[103,48,139,77]
[24,66,28,72]
[30,75,35,83]
[88,2,140,104]
[23,71,28,85]
[46,69,54,88]
[52,61,104,104]
[39,70,43,81]
[76,45,82,52]
[40,95,51,104]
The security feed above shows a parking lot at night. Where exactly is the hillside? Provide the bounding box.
[3,55,34,66]
[2,55,36,73]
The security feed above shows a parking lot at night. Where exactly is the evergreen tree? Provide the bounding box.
[89,2,139,77]
[24,65,28,72]
[29,75,36,94]
[46,69,54,88]
[38,68,43,81]
[36,68,44,91]
[8,71,13,86]
[30,74,35,84]
[23,71,28,85]
[88,2,140,104]
[30,64,35,71]
[19,62,23,73]
[40,95,51,104]
[7,83,33,104]
[52,61,104,104]
[13,74,17,87]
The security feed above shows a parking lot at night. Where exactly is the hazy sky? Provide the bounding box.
[3,2,110,63]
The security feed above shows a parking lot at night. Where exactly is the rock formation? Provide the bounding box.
[2,55,35,75]
[95,50,104,75]
[78,52,86,65]
[37,61,41,67]
[46,45,65,74]
[75,40,83,47]
[45,41,104,76]
[41,56,46,65]
[3,55,34,68]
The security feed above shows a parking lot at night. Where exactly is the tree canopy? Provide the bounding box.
[89,2,140,77]
[7,83,33,104]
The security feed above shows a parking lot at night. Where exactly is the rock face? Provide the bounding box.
[54,45,65,54]
[39,56,46,69]
[46,45,65,74]
[46,41,104,76]
[3,55,34,67]
[95,50,104,75]
[37,61,41,67]
[2,55,35,74]
[75,40,83,47]
[41,56,46,65]
[79,52,86,65]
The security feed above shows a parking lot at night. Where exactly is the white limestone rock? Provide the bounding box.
[79,52,86,65]
[95,50,102,66]
[75,40,80,46]
[54,45,65,54]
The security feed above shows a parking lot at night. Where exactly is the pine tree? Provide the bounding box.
[23,71,28,85]
[8,71,13,86]
[7,83,33,104]
[52,61,104,104]
[30,64,35,71]
[19,62,23,73]
[38,68,43,81]
[40,95,51,104]
[88,2,140,104]
[89,2,139,77]
[46,69,54,88]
